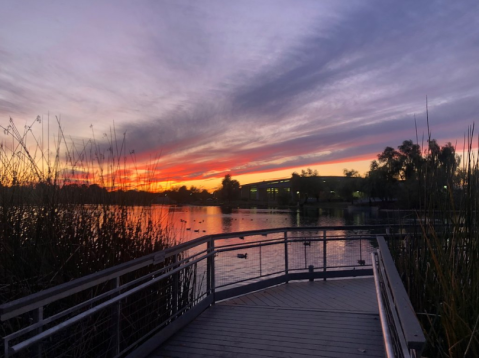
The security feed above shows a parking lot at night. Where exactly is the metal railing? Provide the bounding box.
[373,236,426,358]
[0,225,420,357]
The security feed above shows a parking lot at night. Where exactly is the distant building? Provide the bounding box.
[240,178,292,202]
[240,176,364,203]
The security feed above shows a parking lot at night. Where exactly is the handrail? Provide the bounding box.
[376,236,426,357]
[372,252,395,358]
[0,225,421,358]
[0,224,398,320]
[7,251,215,355]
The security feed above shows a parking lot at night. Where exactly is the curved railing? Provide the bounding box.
[373,237,426,358]
[0,225,422,357]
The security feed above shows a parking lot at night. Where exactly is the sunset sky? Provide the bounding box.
[1,1,479,191]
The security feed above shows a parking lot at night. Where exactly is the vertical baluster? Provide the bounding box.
[304,239,307,269]
[360,237,363,263]
[259,243,262,277]
[31,307,43,358]
[211,238,215,303]
[207,241,211,296]
[4,338,9,358]
[207,238,215,304]
[284,231,289,283]
[323,230,327,281]
[110,277,120,356]
[172,255,178,316]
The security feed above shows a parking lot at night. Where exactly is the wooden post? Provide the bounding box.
[31,307,43,358]
[323,230,327,281]
[284,231,289,283]
[110,277,121,356]
[308,265,314,282]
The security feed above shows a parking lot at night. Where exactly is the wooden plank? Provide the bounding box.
[187,317,382,337]
[158,339,383,358]
[154,306,383,357]
[221,278,378,314]
[175,328,383,350]
[166,336,385,357]
[167,330,386,355]
[198,303,378,323]
[291,282,377,312]
[287,268,373,281]
[190,313,382,337]
[149,279,385,358]
[215,276,285,301]
[181,311,383,340]
[127,295,213,358]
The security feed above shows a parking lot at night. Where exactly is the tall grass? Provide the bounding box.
[0,117,174,303]
[390,126,479,357]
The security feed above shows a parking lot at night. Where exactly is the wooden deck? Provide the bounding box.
[149,277,385,358]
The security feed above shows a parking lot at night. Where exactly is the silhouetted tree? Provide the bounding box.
[367,138,460,208]
[397,140,423,180]
[366,160,395,202]
[378,146,402,181]
[343,169,360,178]
[220,174,240,202]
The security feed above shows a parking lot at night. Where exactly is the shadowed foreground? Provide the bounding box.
[150,278,384,358]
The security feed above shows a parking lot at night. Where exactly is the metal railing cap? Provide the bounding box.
[376,236,426,350]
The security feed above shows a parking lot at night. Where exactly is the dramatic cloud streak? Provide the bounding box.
[1,0,478,189]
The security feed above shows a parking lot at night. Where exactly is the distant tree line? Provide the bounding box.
[0,182,161,206]
[161,185,213,204]
[0,182,217,206]
[159,174,241,205]
[289,138,460,208]
[1,137,459,209]
[365,139,459,208]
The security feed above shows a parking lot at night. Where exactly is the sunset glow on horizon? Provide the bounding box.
[1,1,479,192]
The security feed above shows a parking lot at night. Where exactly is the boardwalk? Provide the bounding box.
[150,278,385,358]
[1,229,425,358]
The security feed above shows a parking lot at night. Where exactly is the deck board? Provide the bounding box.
[149,277,384,358]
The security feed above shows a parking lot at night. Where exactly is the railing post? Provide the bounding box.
[259,244,262,277]
[110,277,120,357]
[172,255,178,316]
[323,230,327,281]
[207,238,215,303]
[360,237,363,263]
[4,338,9,358]
[284,231,289,283]
[31,307,43,358]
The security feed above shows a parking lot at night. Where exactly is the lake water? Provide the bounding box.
[152,204,394,243]
[150,205,397,291]
[144,205,406,292]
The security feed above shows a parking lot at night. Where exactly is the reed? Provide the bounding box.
[0,117,176,341]
[389,126,479,357]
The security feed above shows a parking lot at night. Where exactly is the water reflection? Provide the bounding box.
[139,205,387,288]
[146,204,383,243]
